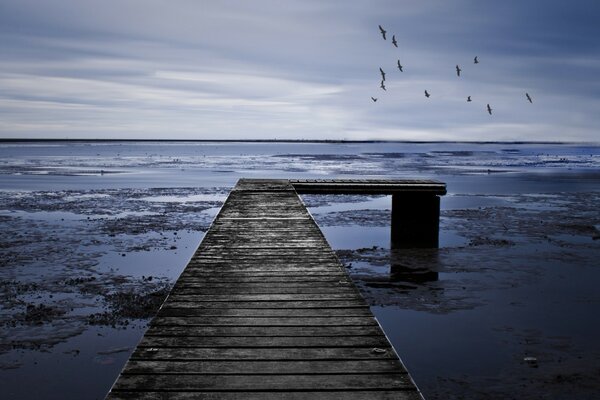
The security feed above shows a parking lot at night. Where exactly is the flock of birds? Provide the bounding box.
[372,25,534,115]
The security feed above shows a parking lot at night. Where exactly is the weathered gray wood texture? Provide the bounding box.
[107,179,422,399]
[290,179,446,195]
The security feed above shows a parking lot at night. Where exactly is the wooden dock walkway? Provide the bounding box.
[108,179,425,399]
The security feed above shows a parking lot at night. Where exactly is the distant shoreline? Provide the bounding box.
[0,138,597,145]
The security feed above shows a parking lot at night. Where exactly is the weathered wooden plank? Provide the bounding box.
[173,280,353,288]
[110,373,414,391]
[157,307,371,318]
[130,347,399,361]
[197,246,330,251]
[208,228,318,233]
[189,256,339,262]
[137,335,390,348]
[183,262,343,267]
[179,270,346,277]
[150,316,379,327]
[171,282,354,289]
[160,300,366,309]
[183,261,343,267]
[121,359,404,374]
[204,226,321,232]
[291,178,446,195]
[175,276,351,283]
[190,255,338,260]
[179,270,344,277]
[109,391,422,400]
[200,241,327,246]
[181,265,344,272]
[170,287,359,295]
[192,245,335,251]
[180,264,343,272]
[199,243,328,248]
[165,294,363,302]
[142,325,385,337]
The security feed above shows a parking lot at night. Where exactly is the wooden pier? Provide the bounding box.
[107,178,445,399]
[292,179,446,248]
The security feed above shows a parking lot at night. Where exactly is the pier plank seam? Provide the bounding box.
[107,179,424,400]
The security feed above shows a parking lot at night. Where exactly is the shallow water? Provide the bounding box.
[0,141,599,399]
[307,189,600,399]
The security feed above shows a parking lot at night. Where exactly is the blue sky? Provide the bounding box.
[0,0,599,141]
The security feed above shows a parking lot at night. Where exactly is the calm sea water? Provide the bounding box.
[0,141,599,399]
[0,140,597,180]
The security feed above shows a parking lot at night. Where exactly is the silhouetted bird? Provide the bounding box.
[380,80,386,91]
[371,97,378,102]
[397,60,403,72]
[474,56,479,64]
[379,67,386,81]
[425,90,430,98]
[456,65,462,77]
[392,35,398,47]
[487,104,492,115]
[379,25,387,40]
[526,93,533,103]
[467,96,472,102]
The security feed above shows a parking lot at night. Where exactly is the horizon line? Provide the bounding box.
[1,138,598,145]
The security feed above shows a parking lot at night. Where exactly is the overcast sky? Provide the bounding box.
[1,0,599,141]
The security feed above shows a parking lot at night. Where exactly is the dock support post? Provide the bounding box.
[391,194,440,248]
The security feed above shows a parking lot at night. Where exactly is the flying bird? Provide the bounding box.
[474,56,479,64]
[526,93,533,103]
[467,96,472,102]
[424,90,430,98]
[371,97,378,102]
[380,80,386,91]
[397,60,403,72]
[392,35,398,47]
[487,104,493,115]
[379,67,386,81]
[456,65,462,77]
[378,25,387,40]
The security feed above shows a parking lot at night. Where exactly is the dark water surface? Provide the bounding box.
[0,141,599,399]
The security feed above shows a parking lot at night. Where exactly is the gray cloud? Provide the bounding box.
[0,0,599,141]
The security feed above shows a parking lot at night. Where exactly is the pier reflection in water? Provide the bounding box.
[390,248,439,283]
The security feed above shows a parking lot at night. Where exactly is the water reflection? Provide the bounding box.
[389,248,439,283]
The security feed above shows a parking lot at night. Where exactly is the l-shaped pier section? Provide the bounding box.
[108,178,445,399]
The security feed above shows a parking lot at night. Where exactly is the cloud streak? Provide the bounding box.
[0,0,599,141]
